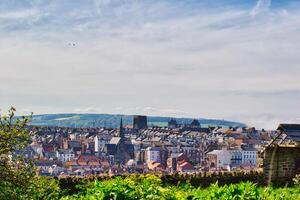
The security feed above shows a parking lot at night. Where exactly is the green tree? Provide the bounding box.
[0,107,35,199]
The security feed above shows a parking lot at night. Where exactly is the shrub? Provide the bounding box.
[61,175,300,200]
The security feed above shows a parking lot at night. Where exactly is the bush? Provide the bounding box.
[61,175,300,200]
[22,177,61,200]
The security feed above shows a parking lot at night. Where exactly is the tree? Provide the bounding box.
[0,107,35,199]
[0,107,63,199]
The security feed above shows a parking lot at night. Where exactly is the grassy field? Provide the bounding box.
[61,174,300,200]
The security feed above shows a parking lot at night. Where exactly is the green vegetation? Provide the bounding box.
[0,107,35,199]
[61,175,300,200]
[2,171,299,200]
[29,113,245,128]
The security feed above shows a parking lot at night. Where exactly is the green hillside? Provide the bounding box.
[29,113,246,128]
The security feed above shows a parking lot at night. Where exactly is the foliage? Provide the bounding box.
[57,171,264,194]
[0,107,62,200]
[27,176,62,200]
[0,107,35,199]
[61,175,300,200]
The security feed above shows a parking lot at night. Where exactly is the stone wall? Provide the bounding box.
[263,146,300,184]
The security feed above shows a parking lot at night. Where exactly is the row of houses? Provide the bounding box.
[206,147,257,171]
[16,117,282,176]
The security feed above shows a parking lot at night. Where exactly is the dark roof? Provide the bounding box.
[105,144,117,155]
[241,146,257,151]
[199,128,210,133]
[57,149,74,154]
[277,124,300,142]
[260,124,300,153]
[168,119,177,125]
[190,119,200,126]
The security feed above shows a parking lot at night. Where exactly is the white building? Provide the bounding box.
[207,150,231,169]
[241,148,257,165]
[94,135,110,154]
[207,148,257,170]
[145,147,161,163]
[56,149,75,162]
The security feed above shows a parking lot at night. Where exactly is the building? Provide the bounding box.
[168,119,178,128]
[177,161,194,173]
[15,146,38,159]
[182,147,203,164]
[94,135,110,155]
[181,119,202,131]
[167,153,193,173]
[241,147,257,165]
[105,119,134,164]
[262,124,300,184]
[67,140,82,155]
[190,119,201,128]
[56,149,75,162]
[230,150,243,166]
[64,155,103,175]
[147,161,163,171]
[145,147,161,163]
[206,150,231,170]
[133,115,147,130]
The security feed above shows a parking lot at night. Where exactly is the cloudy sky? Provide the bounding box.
[0,0,300,129]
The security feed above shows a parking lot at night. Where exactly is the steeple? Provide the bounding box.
[119,118,125,139]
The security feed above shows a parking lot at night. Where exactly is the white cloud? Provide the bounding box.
[74,107,102,113]
[0,9,37,19]
[0,0,300,129]
[141,107,187,117]
[230,114,300,130]
[251,0,272,17]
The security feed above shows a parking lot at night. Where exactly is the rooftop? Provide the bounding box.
[109,137,121,145]
[277,124,300,142]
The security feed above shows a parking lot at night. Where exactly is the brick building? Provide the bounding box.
[262,124,300,184]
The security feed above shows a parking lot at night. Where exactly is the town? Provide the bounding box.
[18,115,282,177]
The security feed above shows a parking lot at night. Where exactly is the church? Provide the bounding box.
[105,119,134,164]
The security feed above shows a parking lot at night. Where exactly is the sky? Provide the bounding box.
[0,0,300,129]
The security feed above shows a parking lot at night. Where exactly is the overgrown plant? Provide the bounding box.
[0,107,35,199]
[61,175,300,200]
[0,107,62,200]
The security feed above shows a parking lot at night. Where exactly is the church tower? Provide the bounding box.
[119,118,125,139]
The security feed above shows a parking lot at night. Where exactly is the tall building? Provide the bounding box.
[133,115,147,129]
[168,118,178,128]
[181,119,202,131]
[190,119,201,128]
[105,119,134,164]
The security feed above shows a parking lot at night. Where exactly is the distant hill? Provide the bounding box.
[29,113,246,128]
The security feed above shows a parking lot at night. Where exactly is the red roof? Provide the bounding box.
[178,162,194,171]
[77,155,100,163]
